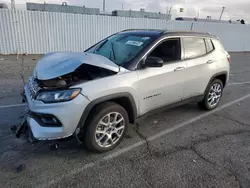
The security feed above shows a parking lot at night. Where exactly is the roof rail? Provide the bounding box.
[166,30,213,35]
[121,29,139,31]
[121,29,167,32]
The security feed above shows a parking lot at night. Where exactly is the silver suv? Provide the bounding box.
[20,30,230,152]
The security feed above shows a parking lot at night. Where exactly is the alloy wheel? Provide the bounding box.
[207,83,222,107]
[95,112,125,148]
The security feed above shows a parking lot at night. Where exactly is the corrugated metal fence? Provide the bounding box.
[1,9,250,54]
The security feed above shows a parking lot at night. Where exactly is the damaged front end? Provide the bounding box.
[16,52,122,142]
[34,52,120,89]
[36,63,118,90]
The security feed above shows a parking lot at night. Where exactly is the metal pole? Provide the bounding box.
[190,22,194,30]
[219,6,226,20]
[11,0,15,10]
[197,10,200,18]
[168,6,172,14]
[103,0,105,12]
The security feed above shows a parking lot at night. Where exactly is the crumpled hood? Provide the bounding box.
[34,52,120,80]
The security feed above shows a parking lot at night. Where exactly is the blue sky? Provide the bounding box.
[1,0,249,22]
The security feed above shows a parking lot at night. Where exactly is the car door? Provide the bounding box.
[136,38,187,115]
[181,37,216,99]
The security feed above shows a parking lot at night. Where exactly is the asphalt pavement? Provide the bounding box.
[1,53,250,188]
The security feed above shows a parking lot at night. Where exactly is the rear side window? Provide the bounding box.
[205,39,214,53]
[182,37,206,59]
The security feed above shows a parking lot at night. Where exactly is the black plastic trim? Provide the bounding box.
[136,94,204,122]
[27,111,63,127]
[77,92,137,129]
[204,71,228,94]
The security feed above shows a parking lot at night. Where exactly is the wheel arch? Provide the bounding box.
[77,92,137,130]
[204,71,228,93]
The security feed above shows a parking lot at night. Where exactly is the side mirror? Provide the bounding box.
[144,56,163,68]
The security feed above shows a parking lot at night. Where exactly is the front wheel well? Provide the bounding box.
[107,97,136,124]
[81,96,136,130]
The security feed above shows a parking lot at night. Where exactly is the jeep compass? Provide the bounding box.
[19,29,230,152]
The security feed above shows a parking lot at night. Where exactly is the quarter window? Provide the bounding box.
[183,37,206,59]
[205,39,214,53]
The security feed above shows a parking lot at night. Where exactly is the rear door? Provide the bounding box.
[181,37,216,99]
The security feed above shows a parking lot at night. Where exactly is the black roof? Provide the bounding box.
[120,29,216,38]
[119,29,165,37]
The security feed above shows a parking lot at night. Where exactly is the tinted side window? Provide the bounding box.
[149,38,181,63]
[183,37,206,59]
[205,39,214,53]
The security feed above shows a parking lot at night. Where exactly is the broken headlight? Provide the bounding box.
[36,88,81,103]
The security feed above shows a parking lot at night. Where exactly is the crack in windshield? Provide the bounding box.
[110,42,116,61]
[94,39,108,53]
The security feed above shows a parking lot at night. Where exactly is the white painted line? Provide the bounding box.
[0,103,26,109]
[227,81,250,86]
[41,93,250,188]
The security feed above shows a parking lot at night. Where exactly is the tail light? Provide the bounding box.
[227,54,230,63]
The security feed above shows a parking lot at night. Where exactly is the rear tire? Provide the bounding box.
[83,102,129,153]
[198,79,223,111]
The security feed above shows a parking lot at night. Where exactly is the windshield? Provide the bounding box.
[85,34,154,66]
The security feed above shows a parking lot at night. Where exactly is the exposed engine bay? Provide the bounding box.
[38,64,117,89]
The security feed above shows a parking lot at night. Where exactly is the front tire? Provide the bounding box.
[198,79,224,110]
[84,102,129,153]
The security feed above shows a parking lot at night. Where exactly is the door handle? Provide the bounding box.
[207,60,214,64]
[174,67,185,71]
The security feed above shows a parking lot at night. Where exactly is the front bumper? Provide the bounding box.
[23,84,90,140]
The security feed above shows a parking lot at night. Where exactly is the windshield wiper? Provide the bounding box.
[110,42,116,60]
[94,39,108,53]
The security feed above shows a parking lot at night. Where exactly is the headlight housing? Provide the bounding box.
[36,88,81,103]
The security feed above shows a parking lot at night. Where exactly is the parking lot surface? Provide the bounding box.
[1,53,250,188]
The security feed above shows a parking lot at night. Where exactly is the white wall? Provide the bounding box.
[0,9,250,54]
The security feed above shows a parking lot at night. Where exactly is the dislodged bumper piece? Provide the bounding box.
[15,92,29,139]
[16,117,28,139]
[15,116,37,143]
